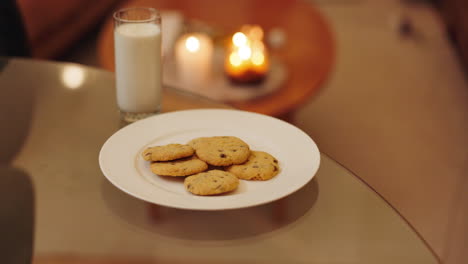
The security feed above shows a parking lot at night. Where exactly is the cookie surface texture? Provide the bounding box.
[226,151,280,180]
[142,144,194,161]
[189,136,250,166]
[150,156,208,176]
[184,170,239,195]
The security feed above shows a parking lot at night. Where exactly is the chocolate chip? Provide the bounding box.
[220,154,226,158]
[273,166,278,172]
[213,180,218,183]
[231,149,237,152]
[187,184,192,189]
[273,159,278,163]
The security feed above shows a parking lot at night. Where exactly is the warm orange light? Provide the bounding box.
[249,26,264,40]
[185,36,200,52]
[251,40,265,52]
[252,52,265,66]
[238,45,252,60]
[229,52,242,66]
[232,32,248,47]
[225,26,269,83]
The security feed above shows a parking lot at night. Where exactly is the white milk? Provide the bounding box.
[114,23,162,113]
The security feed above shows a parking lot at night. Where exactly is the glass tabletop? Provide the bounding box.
[0,58,439,264]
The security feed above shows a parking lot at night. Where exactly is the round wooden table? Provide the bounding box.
[97,0,335,117]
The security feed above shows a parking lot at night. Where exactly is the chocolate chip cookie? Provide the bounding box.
[184,170,239,195]
[188,136,250,166]
[142,144,194,161]
[150,156,208,176]
[226,151,279,180]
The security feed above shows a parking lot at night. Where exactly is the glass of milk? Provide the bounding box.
[113,7,162,122]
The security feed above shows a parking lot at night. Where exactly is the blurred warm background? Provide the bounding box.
[2,0,467,264]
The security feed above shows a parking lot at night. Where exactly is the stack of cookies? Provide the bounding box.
[142,136,280,196]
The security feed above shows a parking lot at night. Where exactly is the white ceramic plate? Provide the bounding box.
[99,109,320,210]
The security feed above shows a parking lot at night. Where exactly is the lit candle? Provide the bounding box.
[225,25,269,84]
[175,33,213,87]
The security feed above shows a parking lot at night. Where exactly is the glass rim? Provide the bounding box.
[113,7,160,23]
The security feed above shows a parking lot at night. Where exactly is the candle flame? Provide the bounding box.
[238,45,252,60]
[232,32,248,47]
[229,52,242,66]
[185,36,200,52]
[249,26,264,40]
[226,25,269,80]
[252,52,265,66]
[62,65,85,89]
[252,40,265,52]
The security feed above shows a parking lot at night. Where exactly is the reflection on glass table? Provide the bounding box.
[0,58,439,264]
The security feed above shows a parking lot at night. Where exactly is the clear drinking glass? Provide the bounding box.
[113,7,162,122]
